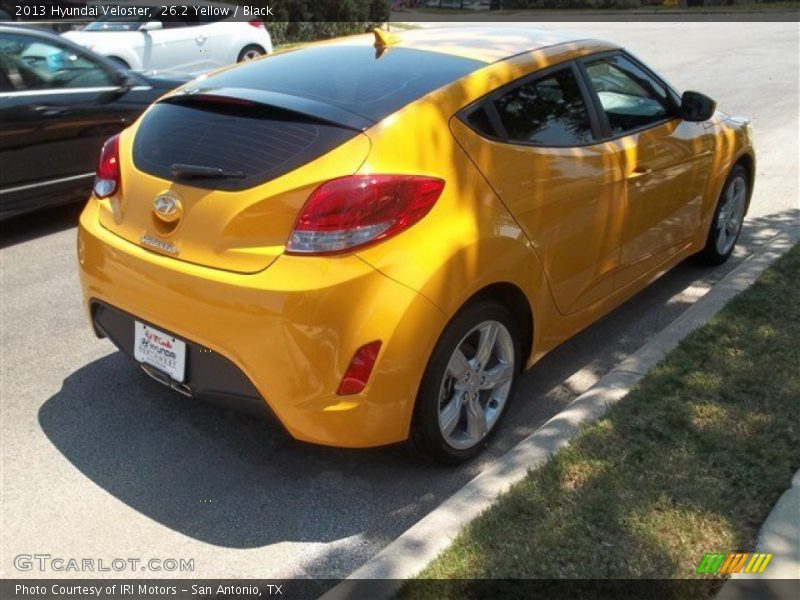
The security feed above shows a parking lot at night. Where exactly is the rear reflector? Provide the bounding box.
[248,19,264,28]
[93,134,120,199]
[337,341,382,396]
[286,175,445,255]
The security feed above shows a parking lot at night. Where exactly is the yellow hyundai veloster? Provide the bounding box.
[78,27,755,463]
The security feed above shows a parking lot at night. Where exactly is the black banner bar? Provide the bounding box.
[0,1,797,23]
[2,579,800,600]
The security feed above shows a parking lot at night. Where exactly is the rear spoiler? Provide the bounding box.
[160,87,374,132]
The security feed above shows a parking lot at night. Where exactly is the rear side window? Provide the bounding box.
[492,67,594,146]
[132,102,358,191]
[583,54,674,135]
[466,106,497,138]
[200,46,485,122]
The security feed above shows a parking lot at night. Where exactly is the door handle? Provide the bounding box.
[32,105,68,117]
[196,36,206,43]
[627,166,652,180]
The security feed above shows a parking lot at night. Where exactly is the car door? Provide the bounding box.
[0,31,133,217]
[579,52,716,288]
[180,13,228,71]
[140,16,202,73]
[451,62,626,315]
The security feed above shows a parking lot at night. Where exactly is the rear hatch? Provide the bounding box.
[98,44,484,273]
[100,93,370,273]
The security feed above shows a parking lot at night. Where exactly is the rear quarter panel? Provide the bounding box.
[354,41,622,365]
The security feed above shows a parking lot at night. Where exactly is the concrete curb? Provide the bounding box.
[322,228,799,600]
[739,468,800,579]
[718,469,800,599]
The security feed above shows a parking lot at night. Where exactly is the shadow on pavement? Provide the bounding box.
[1,202,84,249]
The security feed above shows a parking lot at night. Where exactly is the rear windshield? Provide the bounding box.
[199,46,485,122]
[132,102,358,191]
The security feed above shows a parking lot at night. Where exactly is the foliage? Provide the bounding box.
[502,0,641,8]
[229,1,389,46]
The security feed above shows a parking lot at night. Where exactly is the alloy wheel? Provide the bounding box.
[437,320,515,450]
[716,175,747,255]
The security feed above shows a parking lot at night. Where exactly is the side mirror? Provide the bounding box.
[139,21,163,32]
[115,73,137,89]
[680,91,716,122]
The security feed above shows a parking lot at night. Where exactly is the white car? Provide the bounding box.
[62,2,272,75]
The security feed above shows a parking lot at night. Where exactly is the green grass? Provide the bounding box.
[403,244,800,595]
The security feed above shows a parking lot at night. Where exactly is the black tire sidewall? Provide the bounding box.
[237,45,265,62]
[410,300,522,465]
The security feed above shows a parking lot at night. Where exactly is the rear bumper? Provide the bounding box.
[92,300,276,419]
[78,199,447,447]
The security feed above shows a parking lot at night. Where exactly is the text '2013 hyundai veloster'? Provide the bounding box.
[78,27,755,463]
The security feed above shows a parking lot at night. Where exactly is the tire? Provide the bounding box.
[237,45,266,62]
[409,299,522,465]
[694,164,749,266]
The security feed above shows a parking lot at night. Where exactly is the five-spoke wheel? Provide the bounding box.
[410,299,521,464]
[438,321,515,450]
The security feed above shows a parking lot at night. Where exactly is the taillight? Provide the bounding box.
[93,134,120,198]
[286,175,445,255]
[338,341,382,396]
[248,19,264,28]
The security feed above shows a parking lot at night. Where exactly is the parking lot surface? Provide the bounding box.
[1,22,798,579]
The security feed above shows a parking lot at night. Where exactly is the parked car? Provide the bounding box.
[62,1,273,75]
[0,25,187,220]
[77,28,754,463]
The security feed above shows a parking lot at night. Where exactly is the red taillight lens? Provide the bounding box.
[248,19,264,28]
[338,341,382,396]
[286,175,445,255]
[93,134,120,198]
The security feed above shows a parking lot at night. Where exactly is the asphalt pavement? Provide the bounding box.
[1,21,798,580]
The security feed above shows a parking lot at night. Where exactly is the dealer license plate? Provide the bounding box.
[133,321,186,383]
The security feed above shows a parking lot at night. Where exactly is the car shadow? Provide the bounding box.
[0,202,84,249]
[37,349,446,548]
[36,210,798,556]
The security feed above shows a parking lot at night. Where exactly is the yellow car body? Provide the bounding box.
[78,28,755,453]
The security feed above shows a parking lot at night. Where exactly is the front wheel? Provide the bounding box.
[237,45,266,62]
[695,164,749,265]
[410,300,521,464]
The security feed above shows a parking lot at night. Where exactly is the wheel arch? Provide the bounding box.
[238,44,266,62]
[733,151,756,212]
[699,144,756,247]
[459,282,534,371]
[105,50,140,70]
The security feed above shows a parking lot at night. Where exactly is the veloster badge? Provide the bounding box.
[140,234,179,255]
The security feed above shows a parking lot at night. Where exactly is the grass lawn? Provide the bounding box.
[403,244,800,595]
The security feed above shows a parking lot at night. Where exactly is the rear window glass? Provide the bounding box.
[132,102,358,191]
[200,46,485,122]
